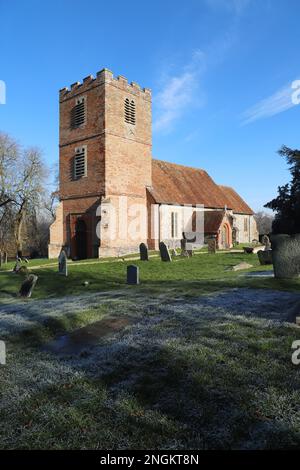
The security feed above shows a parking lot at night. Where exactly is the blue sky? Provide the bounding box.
[1,0,299,211]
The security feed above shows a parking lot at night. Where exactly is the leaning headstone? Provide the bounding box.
[13,259,22,273]
[139,243,149,261]
[257,250,273,266]
[19,274,38,298]
[159,242,172,262]
[208,238,217,254]
[127,265,139,285]
[271,234,300,279]
[58,250,68,276]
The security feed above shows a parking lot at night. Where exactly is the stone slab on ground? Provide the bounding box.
[44,316,137,354]
[232,262,253,271]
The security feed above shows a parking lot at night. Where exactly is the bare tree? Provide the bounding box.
[44,162,59,220]
[254,211,274,236]
[0,132,20,208]
[13,148,47,256]
[0,132,49,257]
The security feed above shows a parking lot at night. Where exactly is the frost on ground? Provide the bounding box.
[1,287,300,449]
[0,287,299,338]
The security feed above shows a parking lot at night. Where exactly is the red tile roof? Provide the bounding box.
[218,185,253,215]
[150,159,253,214]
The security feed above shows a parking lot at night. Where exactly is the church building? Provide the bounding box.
[49,68,258,259]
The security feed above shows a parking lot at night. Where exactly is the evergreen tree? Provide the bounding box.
[265,146,300,234]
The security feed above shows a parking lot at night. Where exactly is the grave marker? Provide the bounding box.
[159,242,172,262]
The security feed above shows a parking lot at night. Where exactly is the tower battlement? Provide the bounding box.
[59,68,151,101]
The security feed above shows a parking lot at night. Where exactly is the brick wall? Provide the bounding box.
[49,69,152,259]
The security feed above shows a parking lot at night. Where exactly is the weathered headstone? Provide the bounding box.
[13,259,22,273]
[127,265,139,285]
[257,250,273,266]
[271,234,300,279]
[207,238,217,254]
[262,234,271,251]
[243,247,254,254]
[58,250,68,276]
[180,238,189,257]
[139,243,149,261]
[159,242,172,262]
[19,274,38,298]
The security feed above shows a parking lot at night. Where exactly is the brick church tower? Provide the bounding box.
[49,69,152,258]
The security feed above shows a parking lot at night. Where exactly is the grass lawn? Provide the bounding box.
[0,252,300,449]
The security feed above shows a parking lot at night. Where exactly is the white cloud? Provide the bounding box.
[153,50,206,133]
[241,83,298,125]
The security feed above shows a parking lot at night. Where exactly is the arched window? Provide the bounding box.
[124,98,136,125]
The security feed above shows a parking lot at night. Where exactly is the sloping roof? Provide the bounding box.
[150,160,228,208]
[218,185,253,215]
[150,159,253,214]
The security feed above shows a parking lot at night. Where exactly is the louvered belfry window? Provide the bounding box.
[71,97,86,128]
[74,147,87,179]
[124,98,136,125]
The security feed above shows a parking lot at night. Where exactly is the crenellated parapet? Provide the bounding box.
[59,68,151,101]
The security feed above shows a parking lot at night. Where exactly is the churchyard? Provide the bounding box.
[0,248,300,449]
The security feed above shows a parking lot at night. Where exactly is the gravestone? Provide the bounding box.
[271,234,300,279]
[180,238,189,257]
[159,242,172,262]
[208,238,217,254]
[4,252,7,264]
[127,265,139,285]
[139,243,149,261]
[19,274,38,298]
[18,266,29,276]
[58,250,68,276]
[13,259,22,273]
[257,250,273,266]
[243,247,254,254]
[262,234,271,251]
